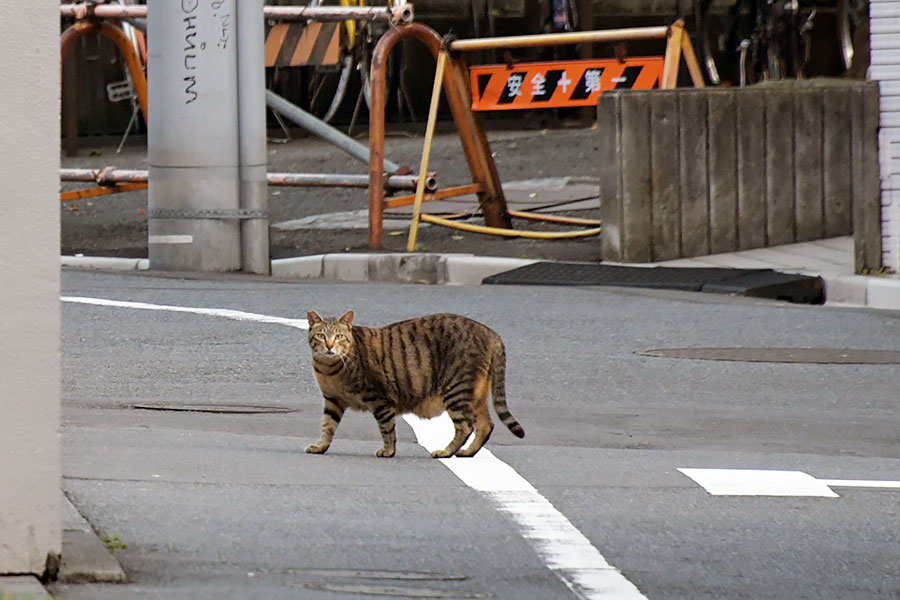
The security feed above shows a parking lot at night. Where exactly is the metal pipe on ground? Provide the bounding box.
[61,168,435,192]
[268,172,436,191]
[61,3,412,23]
[61,168,148,183]
[265,90,404,175]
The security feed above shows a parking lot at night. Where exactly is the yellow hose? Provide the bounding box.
[507,209,601,226]
[435,210,601,226]
[420,213,601,239]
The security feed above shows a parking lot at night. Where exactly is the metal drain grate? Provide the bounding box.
[482,262,824,304]
[283,569,479,598]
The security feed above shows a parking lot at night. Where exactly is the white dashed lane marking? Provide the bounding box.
[62,296,309,329]
[679,468,900,497]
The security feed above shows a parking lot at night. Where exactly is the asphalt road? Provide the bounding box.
[53,270,900,599]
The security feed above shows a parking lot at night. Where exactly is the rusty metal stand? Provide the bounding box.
[367,20,704,250]
[368,24,511,250]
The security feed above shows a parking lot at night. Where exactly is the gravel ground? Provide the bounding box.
[60,122,605,262]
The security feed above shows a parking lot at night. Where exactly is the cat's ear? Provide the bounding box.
[307,310,324,326]
[338,310,354,327]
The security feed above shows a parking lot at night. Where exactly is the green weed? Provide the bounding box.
[100,534,127,554]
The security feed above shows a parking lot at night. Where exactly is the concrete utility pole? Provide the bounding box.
[0,2,62,578]
[237,0,270,275]
[148,0,270,272]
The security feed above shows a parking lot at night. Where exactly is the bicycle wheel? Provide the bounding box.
[306,0,360,123]
[837,0,866,71]
[696,0,758,86]
[355,5,402,118]
[693,0,723,85]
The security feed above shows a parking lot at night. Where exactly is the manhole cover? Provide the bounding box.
[639,348,900,364]
[132,403,298,414]
[291,569,466,581]
[298,583,488,598]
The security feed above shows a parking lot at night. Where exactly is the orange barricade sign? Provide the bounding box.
[265,22,340,67]
[469,57,663,111]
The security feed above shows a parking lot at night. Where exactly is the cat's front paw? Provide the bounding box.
[306,443,329,454]
[430,449,452,459]
[375,446,395,458]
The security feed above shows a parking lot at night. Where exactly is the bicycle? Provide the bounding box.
[693,0,867,86]
[110,0,147,152]
[836,0,867,71]
[60,0,148,154]
[303,0,403,128]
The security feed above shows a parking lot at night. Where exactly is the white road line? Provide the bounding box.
[64,295,645,600]
[405,413,646,600]
[61,296,309,329]
[680,468,900,497]
[678,469,839,497]
[818,480,900,490]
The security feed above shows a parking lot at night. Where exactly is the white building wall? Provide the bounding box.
[870,0,900,273]
[0,3,62,574]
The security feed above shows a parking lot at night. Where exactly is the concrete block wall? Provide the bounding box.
[597,81,882,271]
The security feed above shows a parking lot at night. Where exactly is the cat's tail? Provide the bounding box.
[490,341,525,438]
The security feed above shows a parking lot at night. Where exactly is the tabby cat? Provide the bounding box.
[305,310,524,458]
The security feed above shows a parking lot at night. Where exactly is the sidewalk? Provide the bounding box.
[654,236,900,310]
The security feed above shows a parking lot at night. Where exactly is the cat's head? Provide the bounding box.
[307,310,354,358]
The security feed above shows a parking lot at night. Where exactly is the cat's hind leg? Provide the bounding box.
[432,412,473,458]
[455,376,493,457]
[306,396,345,454]
[432,379,480,458]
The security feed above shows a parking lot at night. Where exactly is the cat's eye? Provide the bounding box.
[335,334,346,341]
[314,333,325,340]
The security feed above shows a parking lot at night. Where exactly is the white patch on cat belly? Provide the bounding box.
[411,396,444,419]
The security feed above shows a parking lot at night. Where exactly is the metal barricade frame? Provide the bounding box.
[367,19,704,250]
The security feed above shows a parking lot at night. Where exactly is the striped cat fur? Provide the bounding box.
[305,311,525,458]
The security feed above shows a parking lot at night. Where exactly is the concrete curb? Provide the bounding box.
[60,496,126,583]
[865,276,900,310]
[61,253,900,310]
[818,273,900,310]
[270,253,539,286]
[62,255,149,271]
[270,252,900,309]
[0,576,54,599]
